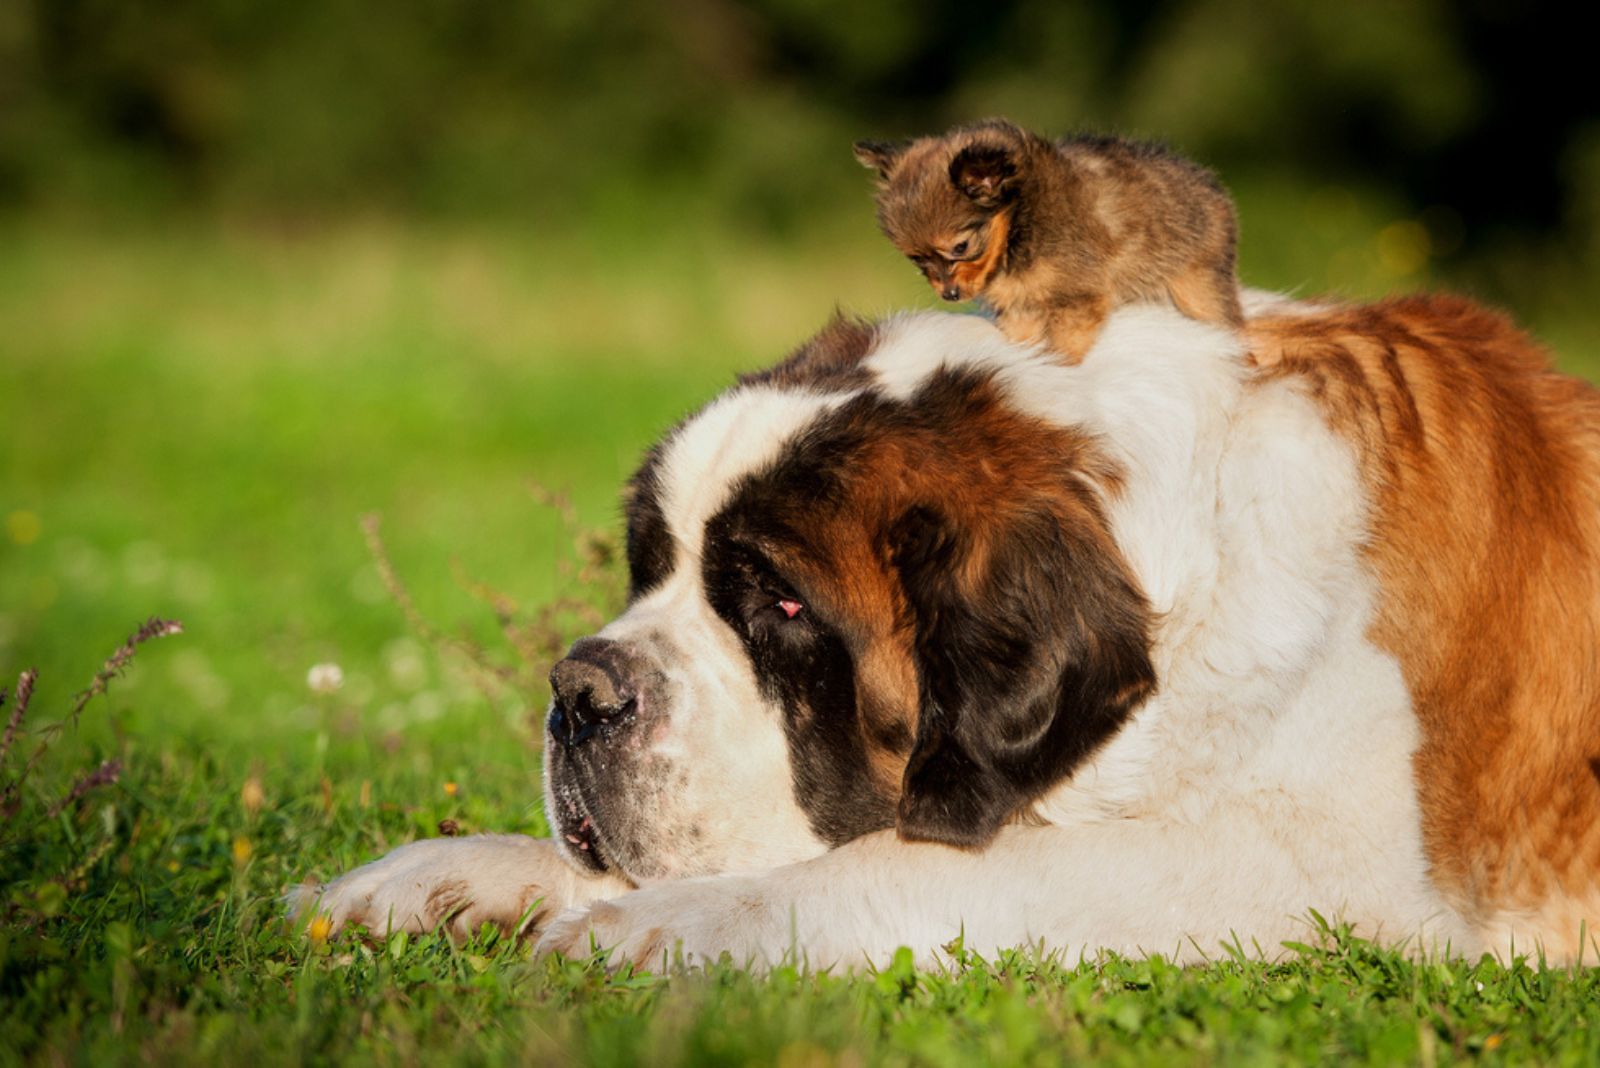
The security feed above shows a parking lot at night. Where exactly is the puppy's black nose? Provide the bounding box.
[941,285,961,301]
[548,638,637,750]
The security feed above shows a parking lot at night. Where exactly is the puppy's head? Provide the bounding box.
[854,120,1031,303]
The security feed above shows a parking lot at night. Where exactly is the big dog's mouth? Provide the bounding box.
[551,782,612,874]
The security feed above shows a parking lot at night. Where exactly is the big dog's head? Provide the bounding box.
[543,313,1161,881]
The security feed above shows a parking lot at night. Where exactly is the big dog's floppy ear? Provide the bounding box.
[889,504,1156,848]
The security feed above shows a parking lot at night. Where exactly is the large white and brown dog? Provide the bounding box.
[294,292,1600,969]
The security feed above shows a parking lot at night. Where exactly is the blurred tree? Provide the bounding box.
[1,0,1595,282]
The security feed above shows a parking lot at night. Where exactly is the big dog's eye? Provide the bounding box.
[776,598,804,619]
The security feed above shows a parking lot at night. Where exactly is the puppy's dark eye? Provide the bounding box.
[950,240,969,257]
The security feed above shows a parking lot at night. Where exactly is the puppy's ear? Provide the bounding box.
[948,144,1020,207]
[889,504,1155,848]
[853,139,910,180]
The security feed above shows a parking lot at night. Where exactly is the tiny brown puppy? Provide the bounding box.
[855,119,1243,362]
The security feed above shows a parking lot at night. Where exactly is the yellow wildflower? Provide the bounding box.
[241,777,265,818]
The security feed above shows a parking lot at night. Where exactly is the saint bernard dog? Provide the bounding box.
[295,291,1600,969]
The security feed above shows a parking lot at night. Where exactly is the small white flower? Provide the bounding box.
[307,662,345,694]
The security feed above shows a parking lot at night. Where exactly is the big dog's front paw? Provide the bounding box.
[288,834,631,941]
[535,875,805,971]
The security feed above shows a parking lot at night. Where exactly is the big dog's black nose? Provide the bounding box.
[548,637,637,750]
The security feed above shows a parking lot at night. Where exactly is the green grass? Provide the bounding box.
[4,216,1600,1065]
[6,705,1600,1068]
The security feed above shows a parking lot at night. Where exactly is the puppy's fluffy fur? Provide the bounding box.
[856,119,1243,362]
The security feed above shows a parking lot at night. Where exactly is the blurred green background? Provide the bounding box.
[3,0,1598,762]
